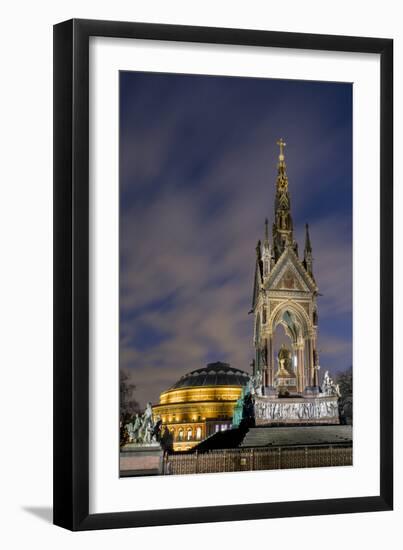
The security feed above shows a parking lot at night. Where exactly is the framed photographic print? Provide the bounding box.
[53,19,393,530]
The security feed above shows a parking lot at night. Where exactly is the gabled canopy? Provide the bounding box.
[265,246,318,294]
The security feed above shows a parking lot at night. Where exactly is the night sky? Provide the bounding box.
[119,71,352,409]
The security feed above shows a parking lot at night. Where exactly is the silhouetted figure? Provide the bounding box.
[151,419,162,442]
[240,393,256,429]
[161,426,174,453]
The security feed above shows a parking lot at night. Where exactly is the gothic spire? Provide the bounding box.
[272,138,294,260]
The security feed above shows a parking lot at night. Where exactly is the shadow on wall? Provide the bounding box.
[22,506,53,524]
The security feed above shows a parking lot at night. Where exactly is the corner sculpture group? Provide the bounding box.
[123,403,161,445]
[122,402,174,451]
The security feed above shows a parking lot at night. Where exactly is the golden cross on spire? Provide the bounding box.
[277,138,286,161]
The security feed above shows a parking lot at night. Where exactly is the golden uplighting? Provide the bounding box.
[152,362,250,451]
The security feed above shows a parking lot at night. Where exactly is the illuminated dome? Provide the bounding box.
[153,362,250,451]
[169,362,250,390]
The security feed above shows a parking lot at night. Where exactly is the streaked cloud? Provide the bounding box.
[120,72,352,407]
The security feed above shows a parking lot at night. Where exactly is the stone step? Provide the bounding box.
[241,425,352,448]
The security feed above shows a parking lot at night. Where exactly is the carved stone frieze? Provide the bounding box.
[254,396,340,423]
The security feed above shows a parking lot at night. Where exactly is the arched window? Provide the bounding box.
[196,427,202,440]
[178,428,184,441]
[187,428,192,441]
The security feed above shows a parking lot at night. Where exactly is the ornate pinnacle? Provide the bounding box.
[277,138,286,161]
[276,138,288,188]
[256,240,262,258]
[304,223,312,253]
[264,218,269,243]
[303,223,314,278]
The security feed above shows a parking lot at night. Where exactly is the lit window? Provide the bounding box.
[196,427,202,440]
[187,428,192,441]
[215,425,220,432]
[221,425,227,431]
[178,429,184,441]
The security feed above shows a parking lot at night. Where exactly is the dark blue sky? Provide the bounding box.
[120,71,352,408]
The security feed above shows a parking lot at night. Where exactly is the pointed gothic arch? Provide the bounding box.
[269,300,311,340]
[266,300,314,392]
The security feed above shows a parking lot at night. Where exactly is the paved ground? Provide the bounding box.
[240,424,352,447]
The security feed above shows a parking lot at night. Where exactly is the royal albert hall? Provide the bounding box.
[153,362,250,451]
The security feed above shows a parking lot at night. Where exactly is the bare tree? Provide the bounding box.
[120,369,140,424]
[335,366,353,424]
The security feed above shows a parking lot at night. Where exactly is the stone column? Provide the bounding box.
[267,334,274,387]
[305,336,314,388]
[296,343,305,392]
[313,365,319,387]
[312,342,320,387]
[262,350,268,387]
[291,342,298,385]
[311,332,318,387]
[309,337,315,387]
[262,333,276,396]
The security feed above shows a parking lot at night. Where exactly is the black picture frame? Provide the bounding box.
[53,18,393,531]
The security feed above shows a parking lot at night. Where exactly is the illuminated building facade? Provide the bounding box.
[153,362,250,451]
